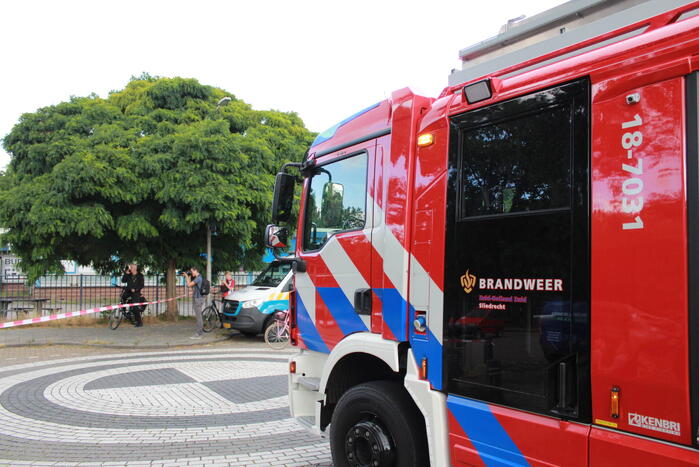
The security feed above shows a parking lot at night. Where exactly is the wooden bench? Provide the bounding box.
[9,307,33,319]
[42,307,62,315]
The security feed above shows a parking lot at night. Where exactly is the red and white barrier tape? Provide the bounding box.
[0,295,187,329]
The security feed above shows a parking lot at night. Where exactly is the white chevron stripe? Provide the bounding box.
[295,193,444,343]
[371,197,409,299]
[370,195,443,344]
[294,271,316,323]
[320,237,371,329]
[409,255,443,345]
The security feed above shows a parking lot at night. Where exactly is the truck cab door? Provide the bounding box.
[293,142,376,352]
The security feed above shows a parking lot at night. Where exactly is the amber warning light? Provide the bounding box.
[417,133,434,147]
[610,386,620,419]
[420,358,428,380]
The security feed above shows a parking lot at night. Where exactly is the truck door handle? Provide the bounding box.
[354,288,372,315]
[550,357,577,418]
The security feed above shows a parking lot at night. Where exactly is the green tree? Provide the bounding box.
[1,75,315,318]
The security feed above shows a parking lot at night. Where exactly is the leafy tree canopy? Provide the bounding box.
[1,74,314,282]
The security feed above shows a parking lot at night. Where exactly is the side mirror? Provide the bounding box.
[265,224,289,249]
[272,172,296,223]
[324,182,344,198]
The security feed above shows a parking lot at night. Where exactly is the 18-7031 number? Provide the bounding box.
[621,113,644,230]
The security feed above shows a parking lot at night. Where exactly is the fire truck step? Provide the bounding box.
[298,376,320,392]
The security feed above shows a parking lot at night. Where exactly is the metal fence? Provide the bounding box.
[0,272,259,319]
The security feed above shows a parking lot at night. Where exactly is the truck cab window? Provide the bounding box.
[303,153,368,251]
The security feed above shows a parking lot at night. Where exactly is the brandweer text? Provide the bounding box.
[478,278,563,292]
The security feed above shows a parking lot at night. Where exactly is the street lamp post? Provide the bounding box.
[206,97,232,302]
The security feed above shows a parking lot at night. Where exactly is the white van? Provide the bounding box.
[220,261,293,336]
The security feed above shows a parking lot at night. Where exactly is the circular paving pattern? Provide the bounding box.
[0,348,331,466]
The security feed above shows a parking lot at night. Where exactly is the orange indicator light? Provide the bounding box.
[417,133,434,147]
[290,361,296,374]
[611,386,620,419]
[420,357,428,379]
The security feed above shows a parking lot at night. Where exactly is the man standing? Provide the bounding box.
[182,266,204,339]
[121,263,144,327]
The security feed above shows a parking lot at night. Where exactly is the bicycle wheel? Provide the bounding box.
[109,309,124,330]
[202,306,219,333]
[264,321,289,349]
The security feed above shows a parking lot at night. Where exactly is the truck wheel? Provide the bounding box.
[330,381,428,467]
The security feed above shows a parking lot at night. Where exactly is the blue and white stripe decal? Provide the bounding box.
[447,396,529,466]
[409,328,443,390]
[371,197,444,389]
[374,286,443,389]
[316,287,368,335]
[373,288,408,342]
[296,292,330,354]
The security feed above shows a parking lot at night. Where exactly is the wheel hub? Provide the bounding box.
[344,420,395,467]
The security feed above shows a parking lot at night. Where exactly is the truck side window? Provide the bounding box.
[303,153,368,251]
[460,104,571,218]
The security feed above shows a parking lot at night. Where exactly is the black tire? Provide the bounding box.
[330,381,429,467]
[109,309,123,330]
[201,306,218,333]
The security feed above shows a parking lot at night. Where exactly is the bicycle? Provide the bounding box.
[264,309,290,349]
[201,294,223,333]
[109,287,146,330]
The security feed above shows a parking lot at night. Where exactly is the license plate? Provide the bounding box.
[223,323,231,329]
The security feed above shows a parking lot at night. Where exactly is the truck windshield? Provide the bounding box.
[252,262,292,287]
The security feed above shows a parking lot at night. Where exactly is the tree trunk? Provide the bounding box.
[165,258,178,321]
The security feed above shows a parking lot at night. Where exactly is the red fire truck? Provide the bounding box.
[265,0,699,465]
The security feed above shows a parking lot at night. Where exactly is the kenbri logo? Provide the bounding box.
[479,277,563,292]
[628,412,681,436]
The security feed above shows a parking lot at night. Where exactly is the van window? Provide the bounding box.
[252,262,292,287]
[303,153,368,251]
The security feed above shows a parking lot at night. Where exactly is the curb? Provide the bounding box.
[0,335,235,349]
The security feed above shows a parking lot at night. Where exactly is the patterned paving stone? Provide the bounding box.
[0,348,332,466]
[84,367,196,390]
[202,375,287,404]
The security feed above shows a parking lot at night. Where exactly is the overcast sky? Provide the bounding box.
[0,0,566,169]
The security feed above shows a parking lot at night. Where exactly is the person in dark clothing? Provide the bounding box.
[121,263,145,327]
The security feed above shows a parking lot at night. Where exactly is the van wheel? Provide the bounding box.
[330,381,428,467]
